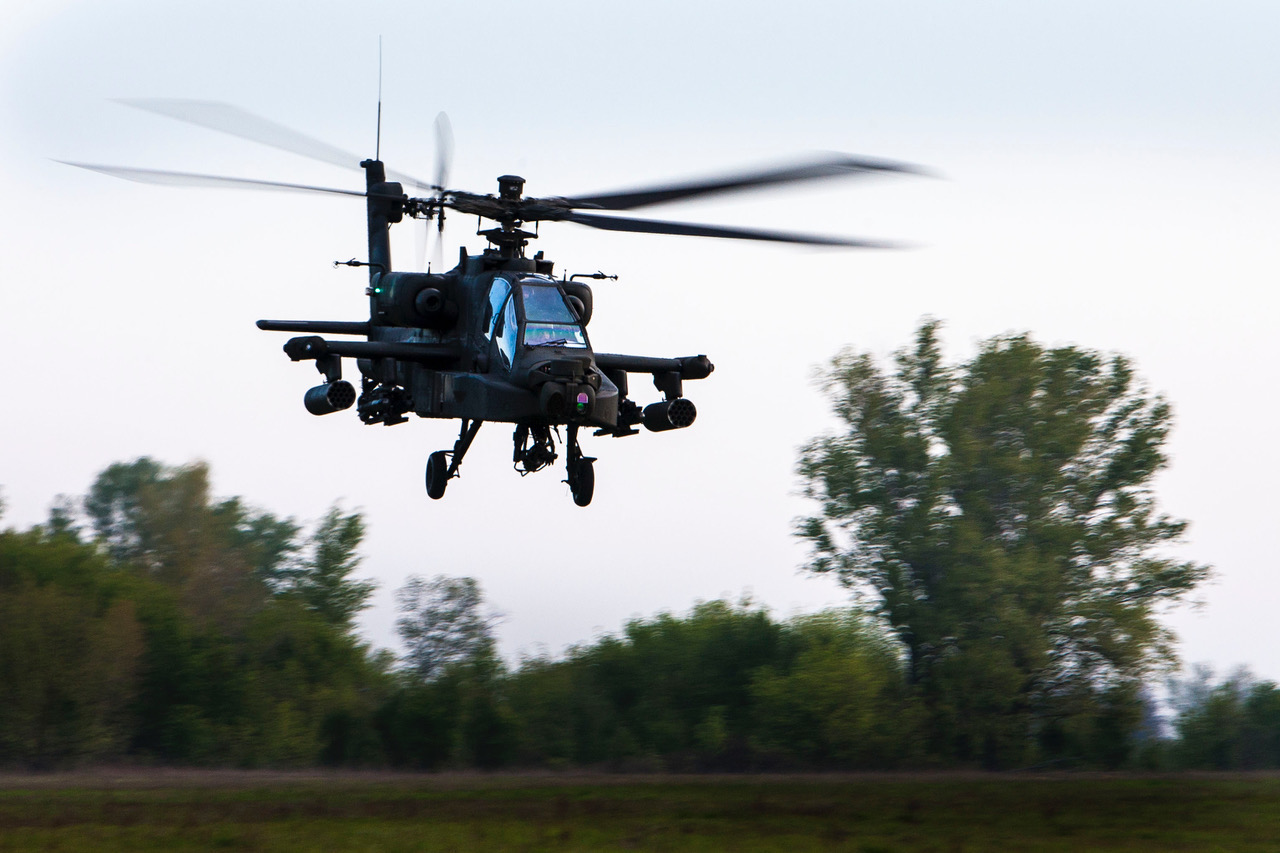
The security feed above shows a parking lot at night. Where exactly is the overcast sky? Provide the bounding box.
[2,0,1277,680]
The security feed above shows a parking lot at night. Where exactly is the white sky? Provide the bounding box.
[1,0,1277,680]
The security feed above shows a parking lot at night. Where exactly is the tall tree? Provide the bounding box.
[395,575,497,681]
[796,320,1209,766]
[290,506,375,628]
[83,459,305,627]
[0,526,145,764]
[84,457,164,565]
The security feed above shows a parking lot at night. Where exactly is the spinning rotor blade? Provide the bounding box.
[427,112,454,271]
[564,154,931,211]
[117,98,440,192]
[59,161,368,196]
[562,211,903,248]
[433,112,454,194]
[415,219,429,272]
[431,218,446,271]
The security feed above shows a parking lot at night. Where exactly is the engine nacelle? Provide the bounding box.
[372,272,459,329]
[642,398,697,432]
[304,381,356,415]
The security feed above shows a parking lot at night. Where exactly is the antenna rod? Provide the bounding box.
[376,37,383,161]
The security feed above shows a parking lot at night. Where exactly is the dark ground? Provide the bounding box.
[2,769,1277,851]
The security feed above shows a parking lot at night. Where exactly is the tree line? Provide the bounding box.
[0,321,1265,770]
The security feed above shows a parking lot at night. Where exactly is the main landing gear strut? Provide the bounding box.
[425,419,595,507]
[512,421,596,507]
[425,419,483,500]
[564,424,596,507]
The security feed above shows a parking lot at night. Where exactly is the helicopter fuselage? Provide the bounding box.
[66,99,918,506]
[258,159,712,503]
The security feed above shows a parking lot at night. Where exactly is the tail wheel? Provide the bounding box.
[570,458,595,507]
[426,451,449,500]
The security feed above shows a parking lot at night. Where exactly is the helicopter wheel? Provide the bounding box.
[426,451,449,500]
[569,458,595,507]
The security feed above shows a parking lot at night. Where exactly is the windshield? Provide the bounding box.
[521,284,587,348]
[525,324,587,348]
[521,284,578,323]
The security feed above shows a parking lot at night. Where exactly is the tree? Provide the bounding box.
[84,457,164,565]
[385,576,511,768]
[796,320,1209,767]
[750,610,917,768]
[1169,665,1280,769]
[395,575,497,681]
[0,526,145,765]
[288,506,375,628]
[82,459,302,628]
[73,460,390,765]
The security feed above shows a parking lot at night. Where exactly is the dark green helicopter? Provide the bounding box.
[64,100,924,506]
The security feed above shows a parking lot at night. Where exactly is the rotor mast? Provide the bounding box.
[478,174,538,258]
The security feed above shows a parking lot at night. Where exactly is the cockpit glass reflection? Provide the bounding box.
[521,284,578,323]
[521,283,587,348]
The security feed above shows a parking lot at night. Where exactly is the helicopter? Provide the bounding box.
[63,100,925,506]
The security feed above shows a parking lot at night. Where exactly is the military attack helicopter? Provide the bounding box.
[64,100,924,506]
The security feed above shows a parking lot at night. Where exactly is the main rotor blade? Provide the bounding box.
[564,154,931,211]
[415,218,429,272]
[562,211,903,247]
[433,112,454,195]
[426,112,454,271]
[58,161,368,196]
[117,98,439,192]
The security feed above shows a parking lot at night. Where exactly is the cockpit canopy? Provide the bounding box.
[485,275,588,367]
[520,278,587,348]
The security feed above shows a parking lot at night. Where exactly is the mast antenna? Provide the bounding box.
[376,37,383,161]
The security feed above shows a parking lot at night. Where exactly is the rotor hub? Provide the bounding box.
[497,174,525,201]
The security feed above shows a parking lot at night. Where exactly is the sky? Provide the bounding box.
[1,0,1277,679]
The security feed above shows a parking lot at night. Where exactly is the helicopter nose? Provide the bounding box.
[538,379,595,422]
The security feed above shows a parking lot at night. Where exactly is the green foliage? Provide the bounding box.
[286,506,375,627]
[83,460,284,630]
[0,527,145,765]
[395,575,497,680]
[503,600,921,771]
[567,599,786,767]
[0,442,1236,772]
[213,496,302,591]
[43,495,82,542]
[750,610,918,767]
[84,457,164,565]
[1171,666,1280,769]
[380,576,514,768]
[1,459,392,768]
[797,320,1209,767]
[125,574,391,767]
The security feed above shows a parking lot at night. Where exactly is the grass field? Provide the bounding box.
[0,770,1277,851]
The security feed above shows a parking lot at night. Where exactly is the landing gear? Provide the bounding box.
[425,451,448,499]
[565,424,597,507]
[513,423,558,474]
[429,419,597,506]
[568,458,595,506]
[424,419,483,500]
